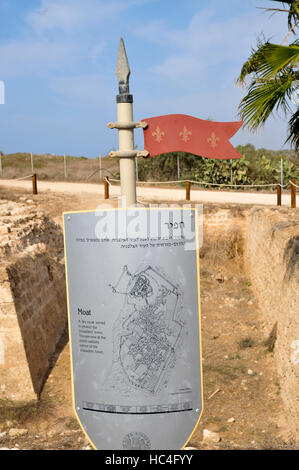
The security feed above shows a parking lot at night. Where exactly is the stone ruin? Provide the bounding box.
[0,199,67,403]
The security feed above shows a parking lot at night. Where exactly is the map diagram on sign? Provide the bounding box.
[108,265,185,395]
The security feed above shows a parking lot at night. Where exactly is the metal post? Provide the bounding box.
[186,181,191,201]
[99,155,102,180]
[230,159,233,185]
[32,174,37,195]
[116,39,136,207]
[291,179,296,208]
[177,155,180,181]
[281,158,284,188]
[117,103,136,207]
[107,39,148,206]
[277,185,281,206]
[104,177,110,200]
[31,152,34,173]
[64,154,67,179]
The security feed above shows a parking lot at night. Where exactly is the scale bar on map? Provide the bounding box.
[82,401,192,414]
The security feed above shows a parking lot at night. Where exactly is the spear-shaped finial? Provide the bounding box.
[116,38,133,103]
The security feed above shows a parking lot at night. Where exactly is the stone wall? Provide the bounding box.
[0,200,67,403]
[201,205,249,267]
[245,207,299,443]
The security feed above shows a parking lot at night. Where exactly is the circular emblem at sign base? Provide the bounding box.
[123,432,151,450]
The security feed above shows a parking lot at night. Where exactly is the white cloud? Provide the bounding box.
[90,42,106,64]
[0,40,78,77]
[26,0,139,33]
[0,0,158,79]
[152,55,204,81]
[135,3,285,84]
[27,2,83,33]
[49,74,113,109]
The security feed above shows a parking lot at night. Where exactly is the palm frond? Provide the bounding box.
[258,43,299,78]
[285,107,299,148]
[237,2,299,149]
[237,40,270,85]
[239,71,298,130]
[268,1,299,30]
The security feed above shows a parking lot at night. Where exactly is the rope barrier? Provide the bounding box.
[136,180,189,185]
[12,174,293,190]
[15,174,33,181]
[105,175,296,206]
[289,180,299,189]
[109,178,288,189]
[109,178,188,184]
[188,180,281,188]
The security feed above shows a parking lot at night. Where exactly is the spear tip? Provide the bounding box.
[116,37,131,85]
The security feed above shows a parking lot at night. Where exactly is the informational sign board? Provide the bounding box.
[63,208,203,450]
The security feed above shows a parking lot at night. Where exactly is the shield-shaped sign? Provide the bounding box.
[63,208,203,450]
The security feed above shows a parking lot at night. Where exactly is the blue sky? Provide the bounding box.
[0,0,295,157]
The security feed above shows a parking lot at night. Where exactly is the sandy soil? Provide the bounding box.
[0,186,295,450]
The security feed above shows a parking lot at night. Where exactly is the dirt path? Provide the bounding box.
[1,178,298,206]
[0,188,294,450]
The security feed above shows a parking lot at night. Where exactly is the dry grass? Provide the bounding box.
[0,154,119,183]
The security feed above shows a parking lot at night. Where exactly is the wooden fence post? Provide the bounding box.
[186,181,191,201]
[32,174,37,195]
[104,177,109,200]
[291,180,296,208]
[277,185,281,207]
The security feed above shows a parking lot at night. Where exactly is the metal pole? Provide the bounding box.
[117,103,136,207]
[99,155,102,180]
[116,39,136,207]
[64,154,67,179]
[177,155,180,180]
[31,152,34,173]
[281,158,284,188]
[107,39,148,206]
[230,160,233,185]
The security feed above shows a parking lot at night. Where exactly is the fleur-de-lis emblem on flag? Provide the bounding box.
[179,126,192,143]
[152,127,165,143]
[207,132,220,149]
[142,114,243,159]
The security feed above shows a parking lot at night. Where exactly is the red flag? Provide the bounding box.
[141,114,243,159]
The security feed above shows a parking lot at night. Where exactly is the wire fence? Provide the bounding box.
[0,154,115,183]
[0,153,298,208]
[0,153,298,188]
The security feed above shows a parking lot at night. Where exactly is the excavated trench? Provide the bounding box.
[0,195,298,450]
